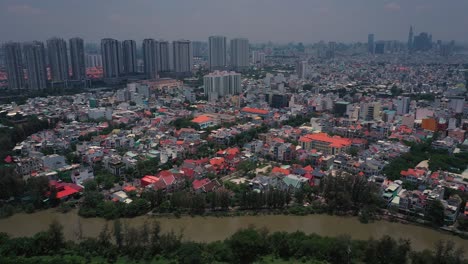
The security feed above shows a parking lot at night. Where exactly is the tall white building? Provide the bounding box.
[208,36,227,70]
[172,40,192,75]
[204,71,241,101]
[396,96,410,115]
[230,38,249,71]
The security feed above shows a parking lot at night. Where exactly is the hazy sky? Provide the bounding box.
[1,0,467,44]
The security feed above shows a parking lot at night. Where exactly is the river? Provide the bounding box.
[0,209,467,251]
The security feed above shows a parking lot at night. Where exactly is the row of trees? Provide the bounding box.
[0,222,466,264]
[320,172,384,219]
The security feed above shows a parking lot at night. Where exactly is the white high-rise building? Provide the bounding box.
[204,71,241,101]
[396,96,410,115]
[230,38,249,71]
[172,40,192,75]
[208,36,227,70]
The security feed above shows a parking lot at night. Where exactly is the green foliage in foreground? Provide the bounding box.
[0,221,466,264]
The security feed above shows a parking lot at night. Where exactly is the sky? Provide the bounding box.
[1,0,467,44]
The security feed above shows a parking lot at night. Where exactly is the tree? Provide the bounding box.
[46,220,65,250]
[113,219,123,248]
[228,228,268,263]
[177,242,203,264]
[426,200,445,227]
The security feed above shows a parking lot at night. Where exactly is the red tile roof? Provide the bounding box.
[192,115,213,124]
[299,133,351,148]
[141,175,159,187]
[272,167,290,175]
[241,107,269,115]
[193,178,210,190]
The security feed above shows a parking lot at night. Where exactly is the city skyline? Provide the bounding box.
[1,0,468,44]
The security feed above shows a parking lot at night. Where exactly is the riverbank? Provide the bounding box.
[1,209,467,252]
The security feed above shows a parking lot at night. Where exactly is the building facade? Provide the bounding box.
[230,38,249,71]
[101,38,122,78]
[172,40,192,75]
[69,37,86,80]
[208,36,227,70]
[47,38,69,82]
[122,40,137,74]
[204,71,241,101]
[142,39,159,79]
[24,41,47,90]
[3,42,25,90]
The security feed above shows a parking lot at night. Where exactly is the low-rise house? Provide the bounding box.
[71,167,94,186]
[42,154,67,171]
[383,181,402,203]
[400,168,428,183]
[49,180,83,200]
[282,174,309,191]
[111,191,133,204]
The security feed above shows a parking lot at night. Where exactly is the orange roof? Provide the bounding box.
[272,167,290,175]
[192,115,213,124]
[401,168,426,178]
[299,133,352,148]
[241,107,269,115]
[210,157,225,166]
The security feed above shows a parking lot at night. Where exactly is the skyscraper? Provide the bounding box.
[122,40,137,74]
[69,38,86,80]
[172,40,192,75]
[158,41,170,72]
[3,42,25,90]
[24,41,47,90]
[101,38,122,78]
[47,37,69,82]
[142,39,159,79]
[192,41,207,57]
[368,34,375,54]
[413,32,432,52]
[408,26,414,52]
[208,36,227,70]
[230,38,249,71]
